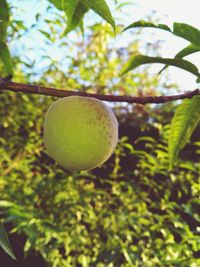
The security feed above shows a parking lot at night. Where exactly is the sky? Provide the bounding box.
[10,0,200,92]
[131,0,199,28]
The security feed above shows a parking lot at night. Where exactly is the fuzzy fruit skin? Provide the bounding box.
[43,96,118,171]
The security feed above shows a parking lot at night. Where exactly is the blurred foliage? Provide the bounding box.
[0,89,200,266]
[0,1,200,266]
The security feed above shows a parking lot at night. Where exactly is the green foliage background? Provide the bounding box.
[0,1,200,266]
[0,89,200,267]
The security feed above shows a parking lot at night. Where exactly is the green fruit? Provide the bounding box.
[43,96,118,171]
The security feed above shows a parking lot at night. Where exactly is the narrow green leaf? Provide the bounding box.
[175,44,200,58]
[173,23,200,48]
[123,20,171,33]
[0,0,9,41]
[0,42,13,75]
[82,0,115,31]
[48,0,88,34]
[62,0,77,20]
[121,55,200,78]
[169,96,200,169]
[0,21,9,42]
[49,0,114,33]
[48,0,62,10]
[63,1,88,35]
[0,0,9,19]
[122,20,200,49]
[0,223,16,260]
[158,44,200,75]
[39,30,51,40]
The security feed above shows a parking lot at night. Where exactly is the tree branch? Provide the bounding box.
[0,78,199,104]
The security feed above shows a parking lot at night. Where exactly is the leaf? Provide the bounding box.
[122,20,200,49]
[173,22,200,48]
[49,0,115,33]
[48,0,62,10]
[175,44,200,58]
[0,223,16,260]
[0,42,13,75]
[121,55,200,77]
[63,1,89,35]
[48,0,88,34]
[158,44,200,75]
[169,96,200,169]
[82,0,115,31]
[123,20,171,33]
[0,0,9,42]
[39,30,52,40]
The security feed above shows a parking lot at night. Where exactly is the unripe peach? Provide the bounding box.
[43,96,118,171]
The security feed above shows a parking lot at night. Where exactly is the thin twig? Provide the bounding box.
[0,78,199,104]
